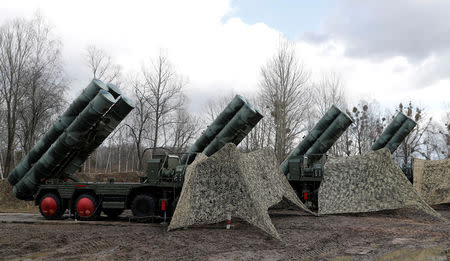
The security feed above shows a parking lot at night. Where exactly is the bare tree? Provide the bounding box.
[444,111,450,158]
[203,93,235,124]
[0,15,66,175]
[85,45,122,84]
[312,72,347,116]
[421,120,447,160]
[141,52,185,155]
[0,18,32,175]
[311,72,349,156]
[17,15,67,154]
[241,94,273,152]
[125,75,153,170]
[340,116,353,156]
[123,52,186,169]
[0,86,5,178]
[394,102,435,164]
[259,41,312,162]
[348,101,384,155]
[169,105,201,153]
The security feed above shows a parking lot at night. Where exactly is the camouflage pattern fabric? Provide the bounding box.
[413,158,450,205]
[168,143,313,240]
[318,148,444,221]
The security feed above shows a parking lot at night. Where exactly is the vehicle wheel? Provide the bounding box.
[39,193,64,220]
[75,194,100,221]
[131,194,155,217]
[103,208,124,218]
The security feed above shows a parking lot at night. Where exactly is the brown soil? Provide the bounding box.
[0,206,448,260]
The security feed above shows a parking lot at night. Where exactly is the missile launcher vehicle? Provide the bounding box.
[281,105,353,208]
[371,112,417,182]
[8,80,263,220]
[283,108,417,209]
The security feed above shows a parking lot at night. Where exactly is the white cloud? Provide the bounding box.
[0,0,448,120]
[293,40,449,120]
[0,0,281,111]
[323,0,450,61]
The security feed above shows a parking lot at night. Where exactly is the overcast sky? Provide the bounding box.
[1,0,449,121]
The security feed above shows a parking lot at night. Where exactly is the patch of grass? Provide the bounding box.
[0,179,37,213]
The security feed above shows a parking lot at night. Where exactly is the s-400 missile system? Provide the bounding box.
[281,105,353,209]
[8,80,263,220]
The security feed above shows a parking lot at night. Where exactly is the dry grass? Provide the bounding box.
[0,179,36,213]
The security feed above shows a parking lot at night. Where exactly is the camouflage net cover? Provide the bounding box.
[318,148,444,221]
[168,143,313,240]
[413,158,450,205]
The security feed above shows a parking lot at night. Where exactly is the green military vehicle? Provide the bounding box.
[281,105,353,208]
[34,152,187,220]
[370,112,417,183]
[282,107,416,209]
[8,80,263,221]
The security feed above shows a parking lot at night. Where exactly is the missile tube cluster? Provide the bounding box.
[280,105,353,175]
[371,112,417,153]
[180,95,263,165]
[8,79,135,200]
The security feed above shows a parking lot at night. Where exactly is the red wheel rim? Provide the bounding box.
[77,197,95,217]
[41,197,57,217]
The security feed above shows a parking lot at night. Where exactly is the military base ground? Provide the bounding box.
[1,79,449,260]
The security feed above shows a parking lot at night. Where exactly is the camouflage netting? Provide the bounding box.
[318,148,444,221]
[168,143,313,240]
[413,158,450,205]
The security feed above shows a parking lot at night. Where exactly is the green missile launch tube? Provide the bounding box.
[280,105,341,175]
[371,112,408,151]
[202,104,263,157]
[8,79,107,186]
[107,83,121,98]
[305,112,353,162]
[180,95,246,165]
[384,118,417,153]
[230,105,263,145]
[58,96,135,178]
[13,90,115,200]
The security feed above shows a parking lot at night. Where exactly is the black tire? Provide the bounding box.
[75,194,100,221]
[39,193,65,220]
[103,208,124,219]
[131,194,156,217]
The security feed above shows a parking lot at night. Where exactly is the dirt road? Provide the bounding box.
[0,206,449,260]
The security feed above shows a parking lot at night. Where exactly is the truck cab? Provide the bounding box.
[145,154,186,185]
[286,154,326,209]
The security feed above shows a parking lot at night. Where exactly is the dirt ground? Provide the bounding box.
[0,205,448,260]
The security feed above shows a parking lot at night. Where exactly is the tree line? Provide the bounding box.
[0,15,448,178]
[202,42,449,167]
